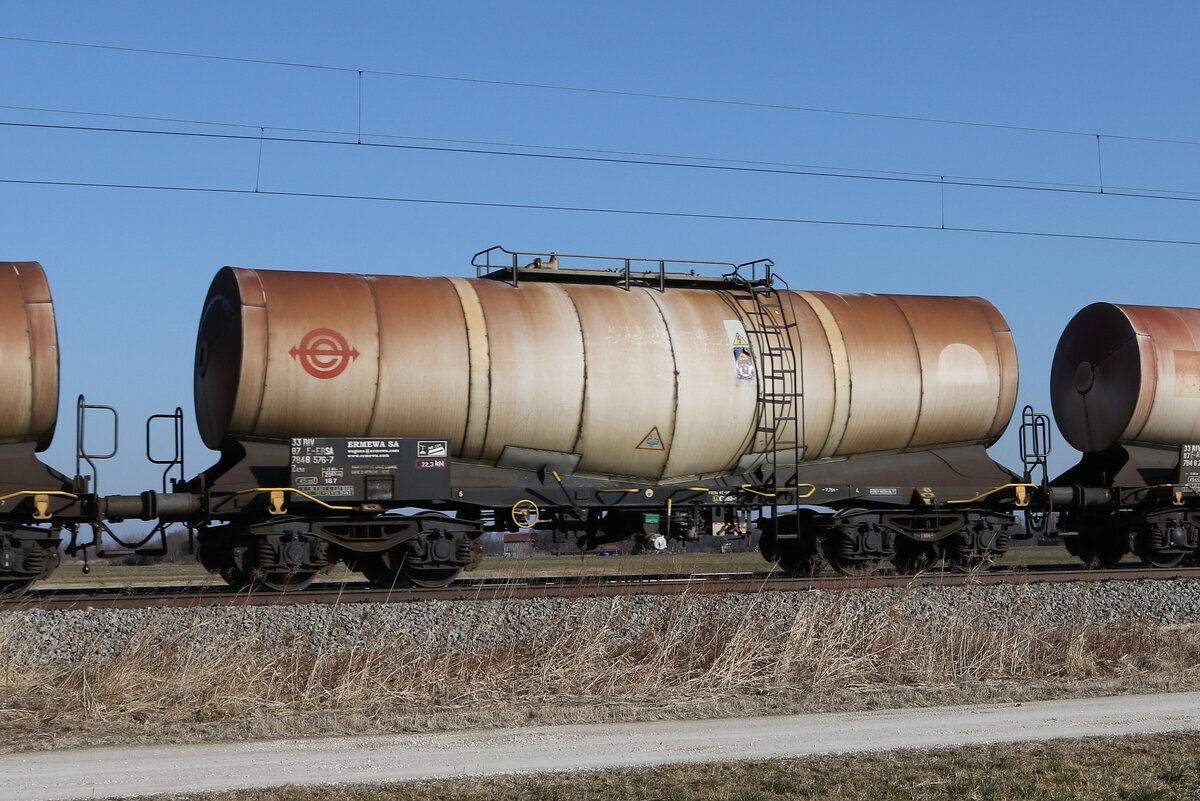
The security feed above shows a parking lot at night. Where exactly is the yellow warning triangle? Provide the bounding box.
[732,332,749,346]
[636,427,666,450]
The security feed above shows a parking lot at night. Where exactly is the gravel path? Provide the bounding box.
[4,692,1200,800]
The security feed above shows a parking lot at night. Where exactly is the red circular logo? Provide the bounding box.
[288,328,360,379]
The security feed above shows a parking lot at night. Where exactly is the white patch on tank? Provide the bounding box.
[937,343,989,385]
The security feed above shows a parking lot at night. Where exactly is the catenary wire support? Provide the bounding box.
[255,127,265,192]
[940,176,945,229]
[1096,134,1105,194]
[357,70,364,144]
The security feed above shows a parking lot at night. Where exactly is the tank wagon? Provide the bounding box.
[0,262,140,595]
[1049,303,1200,567]
[122,246,1035,590]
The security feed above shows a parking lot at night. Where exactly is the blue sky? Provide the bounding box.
[1,0,1198,491]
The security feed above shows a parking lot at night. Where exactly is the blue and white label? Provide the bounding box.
[724,320,756,381]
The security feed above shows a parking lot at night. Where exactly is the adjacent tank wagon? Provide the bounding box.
[1050,302,1200,567]
[0,262,113,595]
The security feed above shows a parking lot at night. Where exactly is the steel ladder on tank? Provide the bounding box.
[726,260,804,520]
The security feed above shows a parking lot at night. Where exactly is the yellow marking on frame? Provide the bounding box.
[232,487,354,511]
[0,490,79,504]
[0,490,79,520]
[1014,485,1029,507]
[945,483,1037,505]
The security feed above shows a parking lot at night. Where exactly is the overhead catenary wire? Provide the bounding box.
[5,176,1200,247]
[6,101,1199,198]
[6,118,1200,209]
[3,33,1199,148]
[3,37,1196,248]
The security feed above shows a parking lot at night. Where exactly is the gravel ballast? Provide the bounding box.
[5,578,1200,665]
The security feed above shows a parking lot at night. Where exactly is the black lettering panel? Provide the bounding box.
[1180,445,1200,490]
[290,438,451,502]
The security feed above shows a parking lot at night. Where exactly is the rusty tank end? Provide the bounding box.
[1052,303,1200,454]
[0,262,58,450]
[195,266,1018,481]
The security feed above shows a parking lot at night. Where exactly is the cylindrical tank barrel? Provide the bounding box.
[195,267,1017,480]
[0,262,58,450]
[1052,302,1200,453]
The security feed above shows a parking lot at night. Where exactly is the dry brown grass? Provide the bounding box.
[2,591,1199,753]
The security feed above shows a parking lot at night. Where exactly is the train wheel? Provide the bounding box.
[821,538,882,576]
[400,564,462,589]
[0,578,35,597]
[1137,550,1185,569]
[1068,544,1125,569]
[945,552,992,573]
[1066,542,1124,568]
[941,519,1009,573]
[357,549,461,589]
[1064,525,1126,569]
[827,555,882,576]
[758,516,823,576]
[775,546,824,577]
[821,526,883,577]
[1129,521,1185,567]
[1129,512,1194,568]
[356,553,406,588]
[256,569,319,593]
[891,539,939,575]
[218,565,252,590]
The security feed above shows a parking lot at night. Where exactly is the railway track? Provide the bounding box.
[3,563,1200,610]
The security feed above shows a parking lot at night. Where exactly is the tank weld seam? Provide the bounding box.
[887,295,924,452]
[14,263,38,439]
[445,278,476,456]
[1129,328,1156,443]
[447,278,491,460]
[644,287,679,481]
[245,269,270,435]
[796,291,850,458]
[563,286,588,457]
[362,276,384,436]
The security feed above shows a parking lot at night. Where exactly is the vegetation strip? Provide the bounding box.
[4,583,1200,754]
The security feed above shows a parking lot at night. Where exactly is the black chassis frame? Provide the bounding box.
[1049,444,1200,564]
[0,442,100,585]
[167,439,1030,566]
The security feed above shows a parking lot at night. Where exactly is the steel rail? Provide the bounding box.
[3,564,1199,611]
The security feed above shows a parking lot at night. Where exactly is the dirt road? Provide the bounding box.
[6,692,1200,800]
